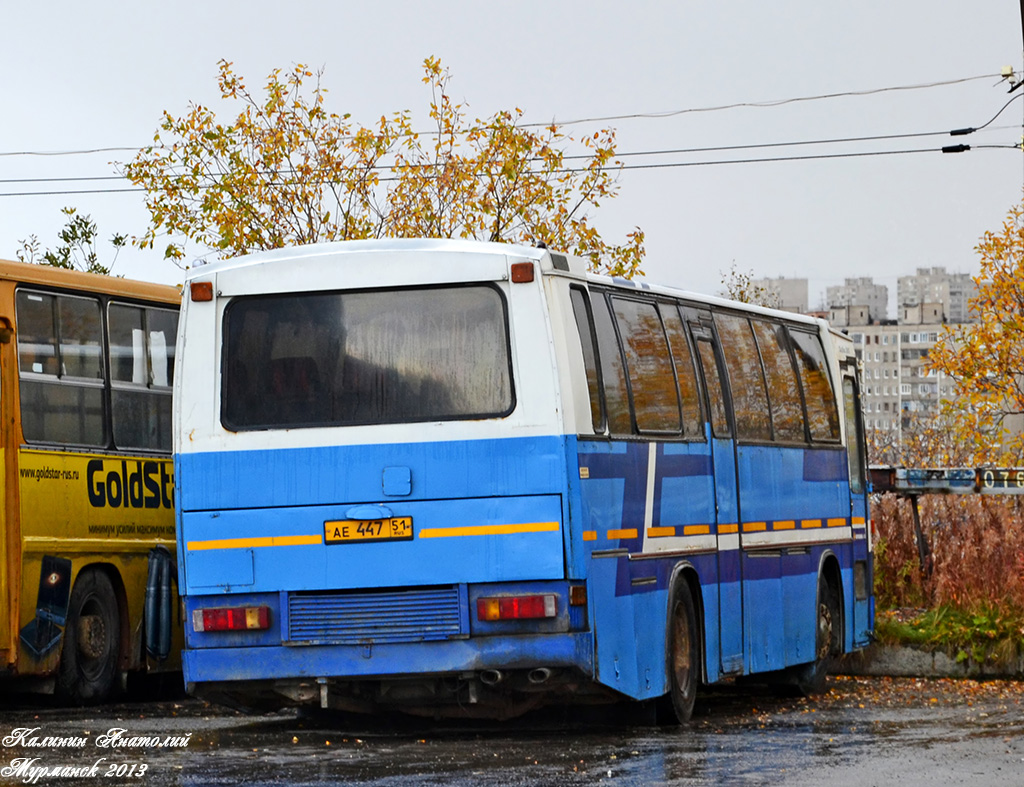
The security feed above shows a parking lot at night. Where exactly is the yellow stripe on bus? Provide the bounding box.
[718,524,739,534]
[187,535,322,551]
[801,520,823,529]
[827,518,848,528]
[582,531,597,541]
[773,520,796,530]
[645,525,711,538]
[742,522,767,532]
[418,522,559,538]
[607,528,638,540]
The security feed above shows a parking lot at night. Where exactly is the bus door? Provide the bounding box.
[0,315,9,663]
[841,360,872,646]
[688,317,743,675]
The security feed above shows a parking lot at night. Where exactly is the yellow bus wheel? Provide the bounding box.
[56,570,120,704]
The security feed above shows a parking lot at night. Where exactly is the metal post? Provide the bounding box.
[908,494,930,578]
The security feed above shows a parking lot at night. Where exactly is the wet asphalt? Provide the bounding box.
[0,676,1021,786]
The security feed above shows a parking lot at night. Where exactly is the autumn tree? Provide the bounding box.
[121,58,644,277]
[929,198,1024,463]
[17,207,125,275]
[865,409,977,468]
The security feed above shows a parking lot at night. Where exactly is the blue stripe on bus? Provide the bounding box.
[602,542,854,592]
[177,435,568,512]
[578,442,712,479]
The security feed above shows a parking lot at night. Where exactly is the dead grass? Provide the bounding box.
[873,494,1024,610]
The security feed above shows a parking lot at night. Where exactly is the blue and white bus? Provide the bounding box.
[174,239,872,721]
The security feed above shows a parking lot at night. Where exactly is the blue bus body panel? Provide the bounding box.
[178,435,566,512]
[183,632,595,684]
[850,470,873,649]
[182,494,565,593]
[177,436,570,596]
[575,437,721,699]
[737,444,850,673]
[568,436,859,699]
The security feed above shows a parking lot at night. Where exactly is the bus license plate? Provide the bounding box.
[324,517,413,544]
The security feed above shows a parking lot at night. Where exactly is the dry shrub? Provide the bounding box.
[873,493,1024,611]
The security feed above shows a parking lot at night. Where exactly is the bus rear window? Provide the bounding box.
[222,285,513,429]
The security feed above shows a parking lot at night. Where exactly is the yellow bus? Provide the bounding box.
[0,259,181,702]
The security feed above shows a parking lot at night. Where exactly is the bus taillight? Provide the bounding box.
[192,606,271,632]
[476,594,556,621]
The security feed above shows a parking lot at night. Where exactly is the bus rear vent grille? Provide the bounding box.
[286,586,466,645]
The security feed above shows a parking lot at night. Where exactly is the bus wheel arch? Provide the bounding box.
[794,553,844,696]
[659,566,703,724]
[56,566,125,703]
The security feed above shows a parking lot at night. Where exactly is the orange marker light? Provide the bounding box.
[510,262,535,283]
[190,281,214,301]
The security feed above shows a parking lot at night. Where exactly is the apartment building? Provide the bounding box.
[749,276,808,313]
[826,277,889,323]
[897,267,977,324]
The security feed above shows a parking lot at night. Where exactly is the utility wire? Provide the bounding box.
[2,144,1018,198]
[0,73,1004,159]
[2,86,1020,197]
[573,122,1019,162]
[527,74,1004,129]
[3,122,1021,188]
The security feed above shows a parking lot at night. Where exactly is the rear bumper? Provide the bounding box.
[183,631,595,685]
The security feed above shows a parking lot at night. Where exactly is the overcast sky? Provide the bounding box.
[3,2,1022,309]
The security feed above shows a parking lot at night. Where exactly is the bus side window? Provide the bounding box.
[715,313,771,442]
[694,338,730,438]
[108,304,178,452]
[611,297,681,435]
[750,319,806,442]
[17,292,58,376]
[16,291,105,447]
[843,375,866,494]
[788,329,841,442]
[662,306,704,439]
[569,287,605,433]
[590,293,632,436]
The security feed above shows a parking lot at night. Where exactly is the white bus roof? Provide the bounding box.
[187,238,826,330]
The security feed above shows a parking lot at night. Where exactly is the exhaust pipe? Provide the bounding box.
[527,667,553,685]
[480,670,504,686]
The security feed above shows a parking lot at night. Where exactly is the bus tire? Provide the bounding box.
[794,573,840,696]
[56,570,121,704]
[660,581,698,724]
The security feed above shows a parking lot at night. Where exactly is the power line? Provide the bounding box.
[0,147,143,158]
[578,123,1019,161]
[0,73,1005,159]
[3,121,1021,189]
[526,73,1004,129]
[3,85,1020,197]
[2,144,1018,198]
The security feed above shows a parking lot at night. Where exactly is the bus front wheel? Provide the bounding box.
[57,570,121,704]
[661,581,698,724]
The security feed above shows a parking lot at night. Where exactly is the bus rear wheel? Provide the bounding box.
[57,570,121,704]
[794,574,840,696]
[660,581,698,724]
